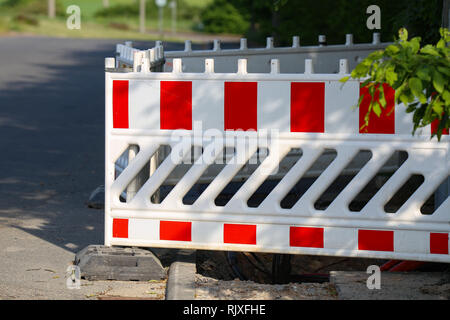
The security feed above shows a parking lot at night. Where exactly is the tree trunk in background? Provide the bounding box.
[103,0,110,8]
[443,0,449,28]
[171,1,177,35]
[271,0,280,42]
[140,0,146,34]
[48,0,55,18]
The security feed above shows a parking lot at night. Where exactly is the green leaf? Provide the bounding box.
[361,58,373,67]
[408,77,423,97]
[406,102,419,113]
[378,85,386,107]
[418,93,427,104]
[385,45,400,55]
[399,28,408,41]
[432,101,443,115]
[410,37,421,53]
[339,76,349,83]
[361,79,371,88]
[433,71,445,93]
[385,68,398,85]
[373,102,382,117]
[395,82,406,102]
[399,93,409,106]
[443,90,450,104]
[352,63,369,77]
[440,27,450,41]
[437,39,446,49]
[357,93,365,108]
[367,50,384,60]
[420,45,440,56]
[399,88,415,105]
[416,66,431,81]
[437,66,450,77]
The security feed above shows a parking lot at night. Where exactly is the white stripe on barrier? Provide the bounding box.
[324,81,359,133]
[192,80,224,130]
[128,80,160,129]
[258,81,291,131]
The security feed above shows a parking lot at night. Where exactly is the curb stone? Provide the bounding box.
[166,250,197,300]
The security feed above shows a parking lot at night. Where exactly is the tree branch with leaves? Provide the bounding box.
[341,28,450,140]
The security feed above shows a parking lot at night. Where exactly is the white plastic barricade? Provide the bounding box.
[115,35,399,185]
[164,33,390,74]
[104,57,449,263]
[116,42,139,68]
[116,42,165,71]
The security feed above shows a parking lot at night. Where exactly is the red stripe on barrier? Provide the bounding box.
[430,233,449,254]
[160,221,192,241]
[359,83,395,134]
[223,224,256,245]
[431,119,449,135]
[290,82,325,133]
[112,80,129,129]
[224,82,257,131]
[289,226,324,248]
[160,81,192,130]
[112,218,128,238]
[358,229,394,252]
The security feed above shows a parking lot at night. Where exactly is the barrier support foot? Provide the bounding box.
[75,245,166,281]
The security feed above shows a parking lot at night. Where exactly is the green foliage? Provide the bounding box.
[1,0,64,17]
[200,0,249,35]
[341,28,450,140]
[94,0,197,21]
[0,16,8,32]
[391,0,443,45]
[224,0,443,47]
[94,3,139,18]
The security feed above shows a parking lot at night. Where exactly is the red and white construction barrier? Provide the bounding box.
[105,57,449,263]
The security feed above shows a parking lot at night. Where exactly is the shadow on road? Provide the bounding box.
[0,37,189,254]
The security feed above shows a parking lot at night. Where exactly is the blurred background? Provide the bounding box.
[0,0,446,46]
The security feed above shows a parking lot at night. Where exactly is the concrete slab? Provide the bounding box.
[330,271,450,300]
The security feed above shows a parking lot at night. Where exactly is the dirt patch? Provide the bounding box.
[195,274,338,300]
[196,250,386,284]
[196,250,236,280]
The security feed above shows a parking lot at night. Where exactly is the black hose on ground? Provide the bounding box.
[225,251,247,281]
[272,254,292,284]
[227,251,332,284]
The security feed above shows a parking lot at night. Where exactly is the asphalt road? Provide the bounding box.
[0,36,186,299]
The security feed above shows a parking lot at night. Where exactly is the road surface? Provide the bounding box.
[0,36,186,299]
